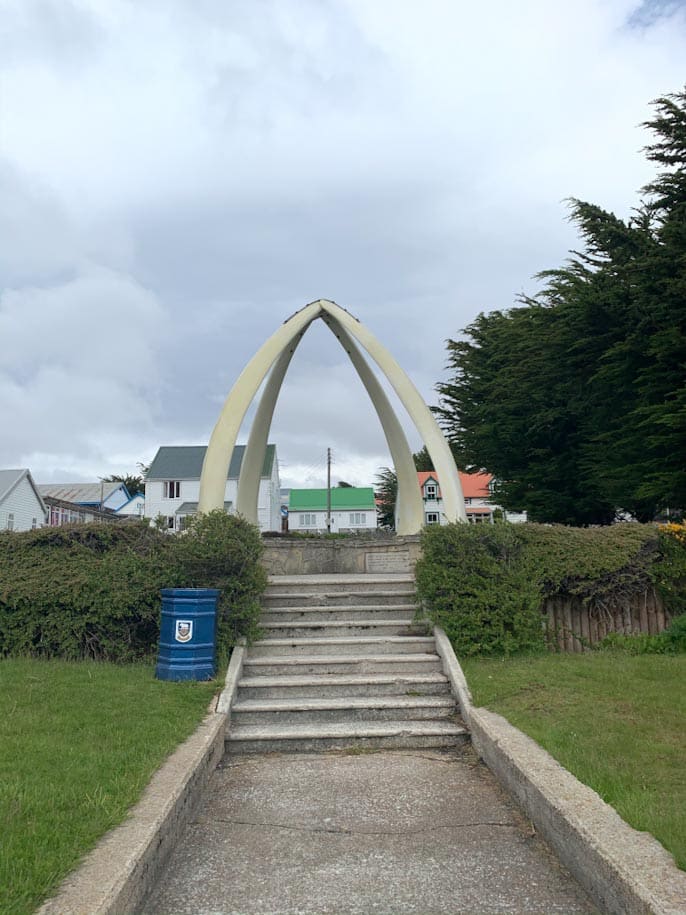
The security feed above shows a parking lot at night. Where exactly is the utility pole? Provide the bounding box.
[326,447,332,533]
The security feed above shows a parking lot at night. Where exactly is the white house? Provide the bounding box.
[144,444,281,532]
[116,492,146,518]
[37,481,132,513]
[418,471,527,525]
[288,487,377,533]
[0,469,47,531]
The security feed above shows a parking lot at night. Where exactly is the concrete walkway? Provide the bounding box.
[142,746,597,915]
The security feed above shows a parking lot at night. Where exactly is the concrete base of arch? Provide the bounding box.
[260,534,422,576]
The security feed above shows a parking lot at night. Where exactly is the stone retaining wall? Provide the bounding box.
[261,535,421,575]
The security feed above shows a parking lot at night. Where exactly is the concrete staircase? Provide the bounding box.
[226,574,468,754]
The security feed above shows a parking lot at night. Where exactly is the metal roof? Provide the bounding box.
[146,445,276,481]
[37,481,127,504]
[289,487,376,512]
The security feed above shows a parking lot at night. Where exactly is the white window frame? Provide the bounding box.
[299,513,316,527]
[163,481,181,499]
[425,483,437,500]
[425,512,439,524]
[7,513,14,531]
[349,512,367,526]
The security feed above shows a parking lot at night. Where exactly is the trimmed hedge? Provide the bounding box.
[415,522,686,657]
[0,511,266,663]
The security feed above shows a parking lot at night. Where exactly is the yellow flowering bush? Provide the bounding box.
[661,522,686,545]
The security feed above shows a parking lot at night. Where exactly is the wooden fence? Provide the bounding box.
[543,588,670,652]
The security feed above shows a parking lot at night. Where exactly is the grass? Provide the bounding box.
[461,652,686,870]
[0,659,217,915]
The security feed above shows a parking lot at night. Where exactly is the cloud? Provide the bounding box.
[0,260,168,478]
[1,0,685,485]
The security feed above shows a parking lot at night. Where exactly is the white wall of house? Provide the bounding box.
[145,476,280,532]
[288,509,375,533]
[0,475,46,531]
[420,476,527,525]
[116,493,145,517]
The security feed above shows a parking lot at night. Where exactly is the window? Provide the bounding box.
[7,513,14,531]
[425,512,439,524]
[349,513,366,525]
[299,513,316,527]
[464,497,472,505]
[167,516,175,530]
[163,481,181,499]
[425,483,437,499]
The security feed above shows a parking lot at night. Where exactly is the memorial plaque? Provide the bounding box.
[365,551,409,573]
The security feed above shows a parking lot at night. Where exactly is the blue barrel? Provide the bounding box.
[155,588,220,681]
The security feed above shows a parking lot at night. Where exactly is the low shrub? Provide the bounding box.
[0,512,265,662]
[416,522,685,657]
[415,523,544,657]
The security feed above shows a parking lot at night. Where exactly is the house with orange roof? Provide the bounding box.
[417,470,527,525]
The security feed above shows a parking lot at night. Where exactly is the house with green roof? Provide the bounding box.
[144,444,281,532]
[288,487,377,533]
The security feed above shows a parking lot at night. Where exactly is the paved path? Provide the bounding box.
[143,746,597,915]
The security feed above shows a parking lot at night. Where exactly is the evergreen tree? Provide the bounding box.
[375,467,398,529]
[435,88,686,523]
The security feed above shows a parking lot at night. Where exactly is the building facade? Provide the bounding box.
[418,471,527,525]
[0,469,47,531]
[288,487,377,533]
[144,444,281,532]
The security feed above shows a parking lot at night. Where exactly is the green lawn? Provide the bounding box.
[0,659,217,915]
[462,653,686,870]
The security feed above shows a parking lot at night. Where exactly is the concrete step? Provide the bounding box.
[241,653,444,677]
[249,636,436,657]
[262,591,417,608]
[260,605,417,623]
[266,574,413,591]
[237,672,451,699]
[258,620,428,640]
[226,719,468,754]
[231,696,457,726]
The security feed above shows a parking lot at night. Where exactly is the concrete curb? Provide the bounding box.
[37,649,246,915]
[433,627,686,915]
[216,640,245,717]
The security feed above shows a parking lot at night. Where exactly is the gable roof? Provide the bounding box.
[289,487,376,512]
[145,445,276,481]
[416,470,493,499]
[37,481,129,505]
[459,472,493,499]
[0,469,47,514]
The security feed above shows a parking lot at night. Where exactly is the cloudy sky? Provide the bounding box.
[2,0,685,489]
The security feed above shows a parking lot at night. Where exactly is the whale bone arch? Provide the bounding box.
[198,299,466,530]
[236,312,425,533]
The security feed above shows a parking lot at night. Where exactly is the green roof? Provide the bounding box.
[146,445,276,481]
[289,487,376,512]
